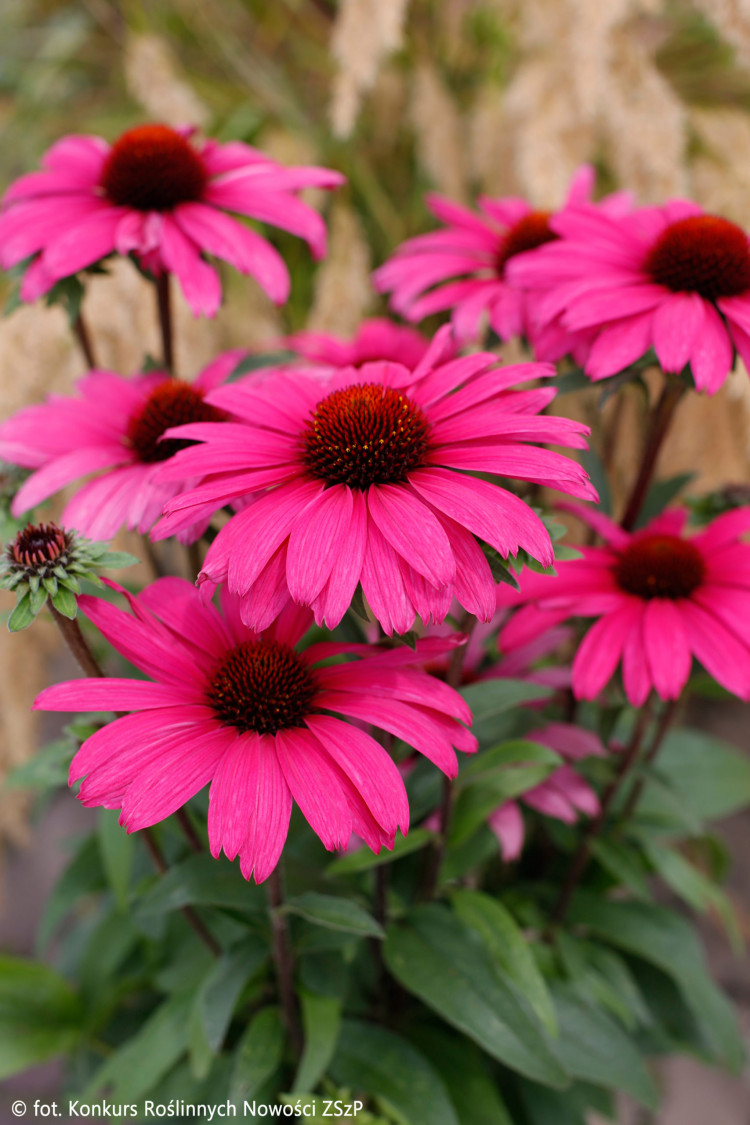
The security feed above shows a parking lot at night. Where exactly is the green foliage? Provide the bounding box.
[0,957,83,1079]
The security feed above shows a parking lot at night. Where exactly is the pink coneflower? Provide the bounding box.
[373,166,630,357]
[500,504,750,704]
[509,201,750,392]
[35,578,475,882]
[281,318,442,372]
[0,125,343,315]
[487,722,605,861]
[0,351,246,543]
[153,328,596,635]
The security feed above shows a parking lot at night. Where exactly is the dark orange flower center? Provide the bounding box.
[101,124,208,212]
[127,382,225,464]
[10,522,70,569]
[302,383,432,490]
[497,211,558,274]
[207,640,317,734]
[615,534,706,600]
[645,215,750,300]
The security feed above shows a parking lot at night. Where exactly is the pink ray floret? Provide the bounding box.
[373,166,631,358]
[0,125,343,316]
[152,327,597,635]
[500,503,750,704]
[509,200,750,392]
[0,351,247,543]
[34,577,476,882]
[281,317,446,374]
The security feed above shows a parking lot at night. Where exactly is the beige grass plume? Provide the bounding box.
[124,32,211,129]
[410,62,468,202]
[330,0,410,138]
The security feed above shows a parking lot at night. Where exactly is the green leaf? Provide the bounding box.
[97,809,135,912]
[635,472,695,528]
[0,957,83,1079]
[85,992,192,1100]
[450,763,557,848]
[643,840,742,953]
[99,550,140,569]
[38,836,106,951]
[292,990,342,1093]
[459,739,561,785]
[8,592,35,631]
[568,895,745,1071]
[410,1026,514,1125]
[189,940,268,1079]
[549,984,658,1108]
[327,828,434,875]
[640,728,750,821]
[5,737,72,790]
[229,1007,285,1103]
[459,679,553,745]
[451,890,557,1035]
[134,853,264,919]
[228,351,296,379]
[590,838,651,898]
[384,906,567,1087]
[51,584,77,618]
[579,448,612,516]
[284,893,384,938]
[330,1020,459,1125]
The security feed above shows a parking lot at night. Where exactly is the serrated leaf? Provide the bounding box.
[229,1007,285,1102]
[284,893,384,938]
[451,890,557,1035]
[384,906,567,1087]
[8,592,35,631]
[330,1020,459,1125]
[292,991,342,1093]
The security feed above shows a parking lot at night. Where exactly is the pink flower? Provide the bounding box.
[35,578,476,882]
[282,317,442,372]
[153,328,596,635]
[488,722,606,862]
[0,125,343,316]
[0,351,246,543]
[373,166,630,358]
[500,504,750,704]
[510,201,750,392]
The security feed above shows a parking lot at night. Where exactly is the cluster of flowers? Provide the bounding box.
[3,122,750,883]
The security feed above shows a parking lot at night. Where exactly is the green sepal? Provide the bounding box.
[51,586,77,619]
[29,584,49,615]
[42,575,58,597]
[8,593,35,632]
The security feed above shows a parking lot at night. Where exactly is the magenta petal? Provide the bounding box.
[679,601,750,699]
[367,484,455,588]
[652,293,704,374]
[572,602,641,700]
[621,619,651,707]
[642,599,691,700]
[273,727,352,850]
[311,490,369,628]
[286,484,353,604]
[36,678,195,713]
[691,303,734,393]
[41,207,125,278]
[12,445,125,513]
[238,736,294,883]
[160,215,222,317]
[360,524,415,636]
[487,802,525,861]
[306,715,409,836]
[586,314,653,380]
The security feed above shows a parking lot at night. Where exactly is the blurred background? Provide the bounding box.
[1,1,750,1120]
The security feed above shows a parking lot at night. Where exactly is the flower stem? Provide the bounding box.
[422,610,476,899]
[73,312,97,369]
[49,604,219,955]
[267,865,303,1054]
[48,604,104,678]
[620,377,686,531]
[176,808,204,854]
[142,828,221,956]
[156,272,174,374]
[545,697,654,935]
[620,696,682,822]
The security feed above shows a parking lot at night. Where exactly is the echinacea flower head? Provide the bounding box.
[154,328,596,635]
[0,521,135,631]
[34,578,476,882]
[282,317,443,372]
[488,722,605,862]
[0,351,246,544]
[373,166,630,358]
[0,125,344,316]
[510,201,750,392]
[500,504,750,705]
